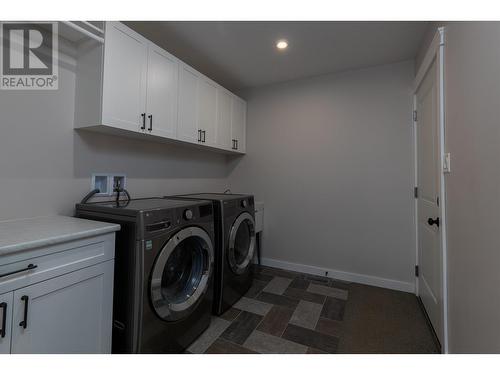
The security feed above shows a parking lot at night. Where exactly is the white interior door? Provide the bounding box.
[416,58,443,345]
[102,22,148,132]
[146,45,179,138]
[10,261,114,354]
[177,64,199,143]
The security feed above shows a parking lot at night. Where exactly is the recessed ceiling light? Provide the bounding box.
[276,39,288,50]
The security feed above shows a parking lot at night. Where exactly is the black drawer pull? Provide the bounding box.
[148,114,153,131]
[140,113,146,130]
[0,302,6,338]
[0,263,37,279]
[19,295,29,329]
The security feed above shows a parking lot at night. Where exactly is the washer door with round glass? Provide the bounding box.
[228,212,256,275]
[150,227,213,322]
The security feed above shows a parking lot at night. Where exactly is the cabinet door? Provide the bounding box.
[177,64,199,144]
[102,22,148,132]
[10,261,114,354]
[197,78,217,146]
[146,45,179,139]
[231,97,247,153]
[0,292,13,354]
[215,88,233,149]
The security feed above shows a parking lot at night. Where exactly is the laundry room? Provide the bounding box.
[1,1,500,373]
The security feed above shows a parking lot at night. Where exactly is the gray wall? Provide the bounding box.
[228,60,416,288]
[417,22,500,353]
[0,38,230,220]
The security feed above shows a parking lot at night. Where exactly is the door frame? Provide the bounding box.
[412,26,448,353]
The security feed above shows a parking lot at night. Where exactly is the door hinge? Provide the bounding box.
[415,265,419,277]
[414,187,418,198]
[413,110,418,122]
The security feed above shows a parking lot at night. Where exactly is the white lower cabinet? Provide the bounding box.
[0,292,13,354]
[10,261,114,354]
[0,231,116,354]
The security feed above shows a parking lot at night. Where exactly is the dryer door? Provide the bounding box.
[228,212,256,275]
[150,227,214,321]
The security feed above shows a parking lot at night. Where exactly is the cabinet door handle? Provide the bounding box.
[148,114,153,131]
[202,130,206,143]
[232,139,235,149]
[0,302,6,338]
[0,263,37,279]
[235,139,238,150]
[198,129,201,142]
[19,296,29,329]
[140,113,146,130]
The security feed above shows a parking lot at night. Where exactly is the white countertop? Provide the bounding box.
[0,215,120,256]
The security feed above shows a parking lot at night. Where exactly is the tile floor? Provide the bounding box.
[186,265,439,354]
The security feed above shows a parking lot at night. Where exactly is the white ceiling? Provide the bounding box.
[125,21,429,93]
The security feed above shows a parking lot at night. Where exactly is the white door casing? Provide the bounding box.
[413,27,447,352]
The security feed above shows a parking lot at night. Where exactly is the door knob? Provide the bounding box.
[427,217,440,227]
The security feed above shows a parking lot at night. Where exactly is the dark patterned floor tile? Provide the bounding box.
[245,279,269,298]
[255,291,300,309]
[329,279,351,290]
[256,305,294,337]
[307,347,328,354]
[221,311,263,345]
[282,324,339,353]
[283,287,326,305]
[315,317,343,337]
[288,277,310,290]
[320,297,346,321]
[259,265,300,279]
[253,272,274,283]
[220,307,242,322]
[205,338,257,354]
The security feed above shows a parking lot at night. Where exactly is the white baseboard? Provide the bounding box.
[259,257,415,293]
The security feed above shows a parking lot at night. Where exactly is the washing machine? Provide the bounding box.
[76,198,214,353]
[170,193,256,315]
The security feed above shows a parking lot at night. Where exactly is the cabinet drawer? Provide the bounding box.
[0,235,114,295]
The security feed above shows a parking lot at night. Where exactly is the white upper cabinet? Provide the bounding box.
[101,21,148,132]
[231,97,246,153]
[197,77,217,146]
[146,45,179,139]
[74,21,246,154]
[177,64,200,144]
[216,88,233,150]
